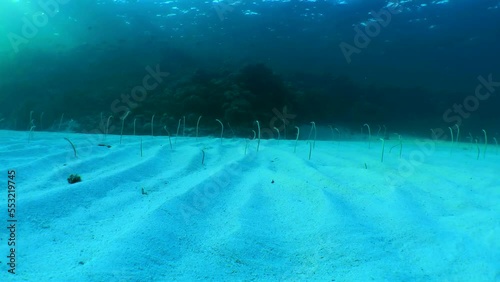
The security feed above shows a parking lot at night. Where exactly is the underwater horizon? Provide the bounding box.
[0,0,499,139]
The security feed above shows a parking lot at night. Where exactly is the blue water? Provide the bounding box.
[1,0,499,137]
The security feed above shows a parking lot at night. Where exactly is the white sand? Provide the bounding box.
[1,130,499,281]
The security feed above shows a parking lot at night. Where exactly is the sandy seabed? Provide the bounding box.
[1,130,499,281]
